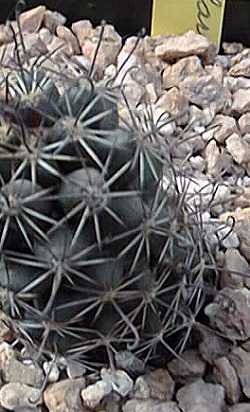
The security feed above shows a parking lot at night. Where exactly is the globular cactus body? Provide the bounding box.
[0,16,217,373]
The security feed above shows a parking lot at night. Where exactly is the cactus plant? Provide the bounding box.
[0,12,219,375]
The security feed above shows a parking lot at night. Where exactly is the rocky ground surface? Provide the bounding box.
[1,4,250,412]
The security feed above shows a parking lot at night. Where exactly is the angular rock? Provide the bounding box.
[65,359,86,379]
[162,56,204,89]
[228,404,250,412]
[101,368,133,397]
[217,225,240,249]
[167,350,206,385]
[229,347,250,399]
[230,58,250,78]
[213,356,241,404]
[123,399,180,412]
[205,287,250,340]
[44,378,86,412]
[143,36,165,69]
[114,351,146,375]
[0,383,42,409]
[133,376,150,400]
[206,63,224,84]
[103,392,121,412]
[231,49,250,66]
[223,42,243,55]
[189,155,206,172]
[180,75,232,113]
[56,25,80,55]
[121,78,145,108]
[222,248,250,289]
[44,10,67,33]
[38,28,53,45]
[239,113,250,135]
[0,42,16,67]
[204,139,222,177]
[155,31,211,61]
[236,220,250,262]
[43,361,60,383]
[3,357,44,388]
[0,25,13,46]
[21,33,48,57]
[176,379,225,412]
[225,76,250,94]
[226,133,250,164]
[46,35,73,60]
[81,24,122,71]
[0,313,13,342]
[232,89,250,114]
[145,83,158,103]
[189,104,216,131]
[19,6,46,33]
[156,87,189,126]
[71,20,93,46]
[134,369,174,401]
[81,380,112,409]
[202,115,237,144]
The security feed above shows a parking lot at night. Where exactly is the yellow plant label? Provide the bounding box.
[151,0,226,48]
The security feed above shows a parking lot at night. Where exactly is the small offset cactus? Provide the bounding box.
[0,9,218,375]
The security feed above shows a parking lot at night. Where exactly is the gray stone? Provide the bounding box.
[21,33,48,58]
[43,361,60,383]
[134,369,174,401]
[228,404,250,412]
[19,6,46,33]
[223,42,243,55]
[81,380,112,409]
[229,58,250,78]
[44,10,67,33]
[56,25,80,55]
[236,220,250,262]
[180,75,232,113]
[115,351,145,376]
[202,114,237,144]
[44,378,86,412]
[239,113,250,135]
[229,347,250,398]
[156,87,189,126]
[205,287,250,340]
[0,383,42,409]
[189,155,206,172]
[167,350,206,385]
[176,379,225,412]
[162,56,204,89]
[204,139,222,177]
[206,62,224,84]
[222,248,249,289]
[81,24,122,71]
[0,25,13,46]
[226,133,250,164]
[232,89,250,114]
[213,356,241,404]
[71,20,93,46]
[231,49,250,66]
[155,31,211,61]
[123,399,180,412]
[0,342,44,388]
[3,358,44,388]
[101,368,133,397]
